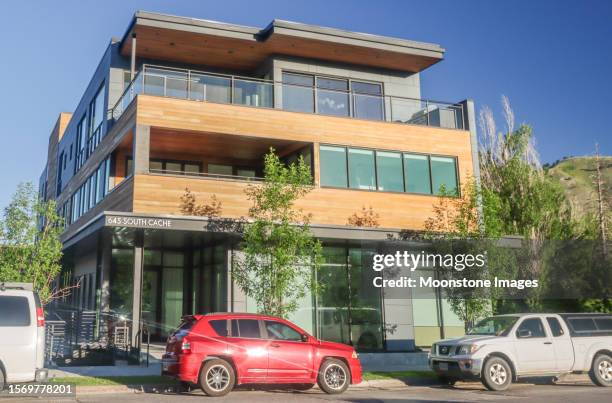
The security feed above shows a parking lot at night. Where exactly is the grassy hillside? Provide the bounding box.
[546,156,612,220]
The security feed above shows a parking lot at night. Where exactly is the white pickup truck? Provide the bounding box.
[429,313,612,391]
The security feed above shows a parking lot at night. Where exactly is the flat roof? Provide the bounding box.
[119,11,445,73]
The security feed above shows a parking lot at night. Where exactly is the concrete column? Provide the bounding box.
[132,124,150,175]
[130,229,144,359]
[97,229,112,313]
[130,33,137,80]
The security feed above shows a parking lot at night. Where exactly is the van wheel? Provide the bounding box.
[318,358,350,394]
[482,357,512,391]
[0,368,4,391]
[589,354,612,387]
[199,359,235,397]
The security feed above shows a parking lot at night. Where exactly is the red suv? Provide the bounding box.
[162,313,362,396]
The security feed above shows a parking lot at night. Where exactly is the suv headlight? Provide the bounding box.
[457,344,482,355]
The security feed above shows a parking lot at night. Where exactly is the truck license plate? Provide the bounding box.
[439,362,448,371]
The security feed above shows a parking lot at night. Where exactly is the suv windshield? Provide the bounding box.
[468,316,518,336]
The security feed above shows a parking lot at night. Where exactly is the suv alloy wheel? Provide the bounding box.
[318,358,350,394]
[199,359,236,397]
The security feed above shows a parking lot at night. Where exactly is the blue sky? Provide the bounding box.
[0,0,610,208]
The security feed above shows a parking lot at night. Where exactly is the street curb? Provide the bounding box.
[73,378,433,396]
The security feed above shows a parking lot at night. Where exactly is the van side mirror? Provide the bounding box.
[301,333,309,342]
[517,329,532,338]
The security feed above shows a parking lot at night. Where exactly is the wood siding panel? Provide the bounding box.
[133,174,458,230]
[134,95,474,187]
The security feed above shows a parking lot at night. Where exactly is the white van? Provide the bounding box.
[0,283,47,389]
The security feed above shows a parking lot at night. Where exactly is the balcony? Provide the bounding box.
[111,65,466,130]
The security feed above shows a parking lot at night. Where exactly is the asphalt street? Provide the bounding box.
[3,380,609,403]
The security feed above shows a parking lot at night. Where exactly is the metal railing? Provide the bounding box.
[149,168,264,182]
[111,65,465,130]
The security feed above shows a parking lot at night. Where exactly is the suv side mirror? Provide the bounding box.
[301,333,309,342]
[517,329,532,338]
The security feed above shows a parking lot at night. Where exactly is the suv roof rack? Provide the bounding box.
[0,282,34,291]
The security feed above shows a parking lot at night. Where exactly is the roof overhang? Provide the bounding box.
[120,11,444,73]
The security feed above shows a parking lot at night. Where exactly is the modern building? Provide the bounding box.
[39,11,479,356]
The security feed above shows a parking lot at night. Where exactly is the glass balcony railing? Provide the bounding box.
[111,65,465,130]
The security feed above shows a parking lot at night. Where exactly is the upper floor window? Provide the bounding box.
[320,145,348,187]
[319,144,459,196]
[282,72,384,121]
[75,115,87,169]
[88,84,105,152]
[352,81,384,120]
[282,73,314,113]
[317,77,349,117]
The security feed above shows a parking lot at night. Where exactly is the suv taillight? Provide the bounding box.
[36,307,45,327]
[181,340,191,354]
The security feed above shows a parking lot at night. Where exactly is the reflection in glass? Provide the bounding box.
[317,77,349,117]
[352,81,384,121]
[348,248,383,351]
[191,74,231,103]
[430,156,458,195]
[348,148,376,190]
[376,151,404,192]
[317,247,350,345]
[320,146,347,188]
[404,154,432,194]
[283,73,314,113]
[233,79,273,107]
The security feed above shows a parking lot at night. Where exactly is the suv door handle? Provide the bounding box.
[270,343,281,348]
[544,342,552,345]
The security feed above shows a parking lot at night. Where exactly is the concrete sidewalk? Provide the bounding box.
[49,363,162,378]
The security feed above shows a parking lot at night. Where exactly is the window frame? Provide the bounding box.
[281,70,385,121]
[318,144,460,197]
[546,317,565,337]
[228,318,265,340]
[262,320,305,342]
[516,317,548,339]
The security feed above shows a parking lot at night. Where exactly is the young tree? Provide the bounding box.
[233,150,322,317]
[0,182,65,305]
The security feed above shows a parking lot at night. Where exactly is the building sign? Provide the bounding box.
[105,215,173,229]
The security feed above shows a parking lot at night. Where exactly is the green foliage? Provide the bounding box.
[0,182,64,305]
[233,149,322,318]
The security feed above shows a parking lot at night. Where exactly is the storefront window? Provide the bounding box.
[315,246,384,351]
[348,248,384,351]
[109,248,134,317]
[317,247,351,345]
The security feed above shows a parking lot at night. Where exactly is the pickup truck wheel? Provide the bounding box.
[482,357,512,391]
[199,359,235,397]
[589,354,612,387]
[317,358,350,394]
